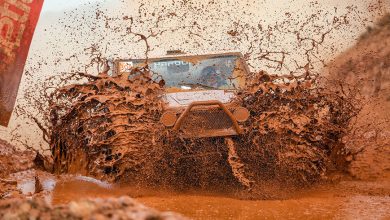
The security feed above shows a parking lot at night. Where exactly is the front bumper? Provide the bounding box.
[160,100,248,138]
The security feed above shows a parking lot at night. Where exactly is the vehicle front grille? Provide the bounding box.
[179,107,234,134]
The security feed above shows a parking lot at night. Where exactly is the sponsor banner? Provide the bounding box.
[0,0,44,126]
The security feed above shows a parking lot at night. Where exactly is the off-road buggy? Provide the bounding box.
[113,52,251,138]
[51,51,344,190]
[50,52,254,189]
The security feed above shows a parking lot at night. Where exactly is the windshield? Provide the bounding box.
[116,54,247,91]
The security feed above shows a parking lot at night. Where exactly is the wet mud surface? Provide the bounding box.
[138,184,390,220]
[41,176,390,220]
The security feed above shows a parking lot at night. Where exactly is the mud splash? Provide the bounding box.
[234,72,360,187]
[39,10,361,194]
[226,137,253,189]
[50,68,165,182]
[48,64,359,197]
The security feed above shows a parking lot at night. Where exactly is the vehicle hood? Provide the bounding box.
[163,90,235,107]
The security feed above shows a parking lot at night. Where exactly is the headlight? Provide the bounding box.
[160,111,177,127]
[233,107,250,122]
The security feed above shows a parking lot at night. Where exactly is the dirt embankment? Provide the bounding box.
[0,139,36,179]
[0,139,36,199]
[326,14,390,180]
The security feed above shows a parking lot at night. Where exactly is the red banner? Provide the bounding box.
[0,0,44,126]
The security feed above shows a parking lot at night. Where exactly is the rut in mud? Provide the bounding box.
[48,64,359,195]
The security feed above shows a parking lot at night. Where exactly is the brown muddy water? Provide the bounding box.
[41,176,390,220]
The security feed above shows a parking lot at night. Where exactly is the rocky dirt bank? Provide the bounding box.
[326,13,390,180]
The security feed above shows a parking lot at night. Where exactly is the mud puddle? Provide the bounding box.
[49,176,390,219]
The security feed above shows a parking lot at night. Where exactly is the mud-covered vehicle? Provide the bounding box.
[113,52,250,138]
[51,50,349,191]
[50,52,253,188]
